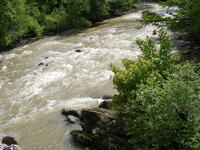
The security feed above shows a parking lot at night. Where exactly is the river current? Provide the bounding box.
[0,3,174,150]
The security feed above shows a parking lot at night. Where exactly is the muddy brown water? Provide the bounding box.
[0,3,174,150]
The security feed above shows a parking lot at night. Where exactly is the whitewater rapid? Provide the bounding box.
[0,3,173,150]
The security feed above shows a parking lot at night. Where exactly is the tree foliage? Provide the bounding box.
[111,31,200,149]
[0,0,137,51]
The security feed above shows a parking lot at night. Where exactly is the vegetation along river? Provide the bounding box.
[0,3,176,150]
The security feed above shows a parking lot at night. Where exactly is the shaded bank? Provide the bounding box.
[0,0,139,52]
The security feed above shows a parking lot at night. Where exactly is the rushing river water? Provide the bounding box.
[0,3,175,150]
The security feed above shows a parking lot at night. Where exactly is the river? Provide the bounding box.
[0,3,174,150]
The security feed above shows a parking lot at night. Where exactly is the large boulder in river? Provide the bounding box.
[68,108,128,150]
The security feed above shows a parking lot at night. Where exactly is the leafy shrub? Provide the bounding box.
[125,62,200,150]
[111,31,178,108]
[111,31,200,149]
[0,0,22,48]
[142,11,165,26]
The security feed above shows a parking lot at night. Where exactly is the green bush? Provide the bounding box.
[142,11,165,26]
[111,31,178,108]
[0,0,22,48]
[125,62,200,149]
[174,0,200,38]
[0,0,138,50]
[111,31,200,149]
[108,0,137,16]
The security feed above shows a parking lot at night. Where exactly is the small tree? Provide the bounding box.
[111,31,200,149]
[111,30,178,108]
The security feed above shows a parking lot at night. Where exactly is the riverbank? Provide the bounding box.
[0,0,142,52]
[0,2,152,53]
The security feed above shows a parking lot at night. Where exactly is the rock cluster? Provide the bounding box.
[62,102,128,150]
[0,130,21,150]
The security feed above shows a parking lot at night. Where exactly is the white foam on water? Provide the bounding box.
[123,12,142,20]
[1,66,7,71]
[4,53,18,60]
[22,50,33,56]
[16,71,66,99]
[4,97,102,127]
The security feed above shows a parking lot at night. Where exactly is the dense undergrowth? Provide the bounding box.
[0,0,138,51]
[1,0,199,51]
[111,0,200,149]
[111,31,200,150]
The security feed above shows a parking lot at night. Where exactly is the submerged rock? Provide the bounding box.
[153,29,157,35]
[37,63,44,66]
[101,95,112,100]
[74,50,82,53]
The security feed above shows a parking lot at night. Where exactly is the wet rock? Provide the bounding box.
[0,144,9,150]
[80,109,102,133]
[65,116,80,124]
[1,145,22,150]
[102,95,112,100]
[74,50,82,53]
[2,136,17,146]
[37,63,44,66]
[153,30,157,35]
[71,130,93,146]
[99,100,112,109]
[61,109,81,119]
[0,131,21,150]
[67,108,127,150]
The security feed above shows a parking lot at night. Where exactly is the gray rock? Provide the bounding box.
[0,144,9,150]
[66,115,80,124]
[0,144,21,150]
